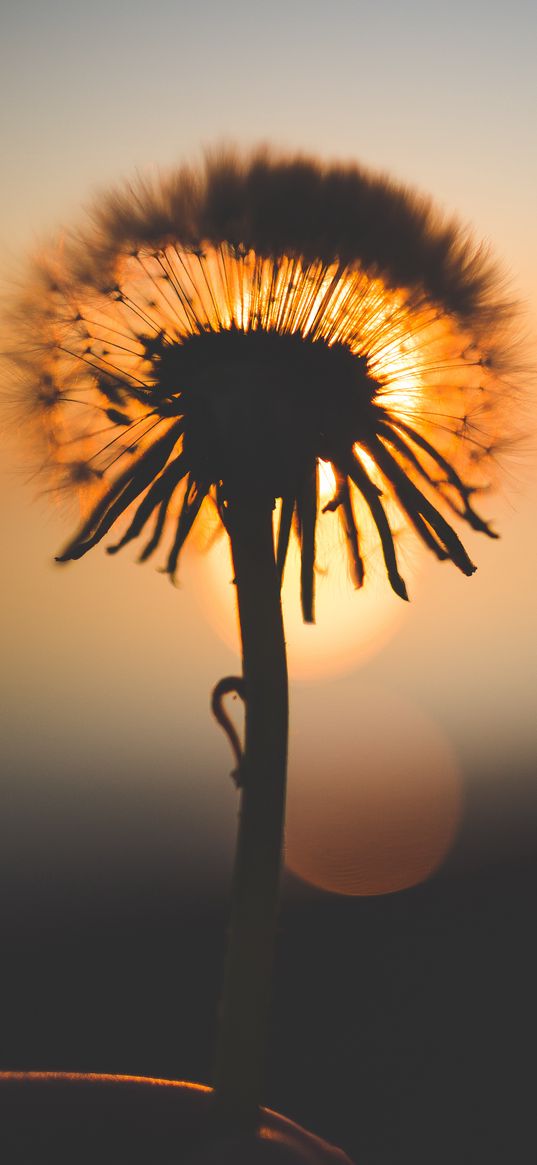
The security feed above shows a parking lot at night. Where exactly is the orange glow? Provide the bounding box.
[19,242,499,515]
[318,458,337,504]
[0,1071,211,1089]
[0,1072,352,1159]
[187,513,421,678]
[285,681,461,895]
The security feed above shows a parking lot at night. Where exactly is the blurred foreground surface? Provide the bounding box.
[0,1075,353,1164]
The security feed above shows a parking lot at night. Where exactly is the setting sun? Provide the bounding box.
[188,500,420,679]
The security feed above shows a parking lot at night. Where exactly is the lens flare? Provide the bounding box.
[285,680,461,896]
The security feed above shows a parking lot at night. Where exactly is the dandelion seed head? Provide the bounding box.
[4,147,526,616]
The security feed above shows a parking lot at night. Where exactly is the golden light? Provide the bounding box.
[17,220,505,608]
[22,238,489,676]
[285,680,461,896]
[33,245,451,498]
[187,500,421,679]
[317,458,337,504]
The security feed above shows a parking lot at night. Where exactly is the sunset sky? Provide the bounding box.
[1,0,536,899]
[2,6,537,1163]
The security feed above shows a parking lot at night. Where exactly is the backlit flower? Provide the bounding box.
[9,149,521,618]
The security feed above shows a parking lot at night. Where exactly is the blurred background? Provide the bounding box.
[1,2,536,1161]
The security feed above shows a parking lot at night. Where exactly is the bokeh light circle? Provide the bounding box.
[285,679,461,896]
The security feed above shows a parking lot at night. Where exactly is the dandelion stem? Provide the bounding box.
[213,494,289,1127]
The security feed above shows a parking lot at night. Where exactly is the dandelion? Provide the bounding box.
[10,150,517,605]
[6,148,522,1133]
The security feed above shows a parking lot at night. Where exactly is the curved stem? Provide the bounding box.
[213,496,289,1127]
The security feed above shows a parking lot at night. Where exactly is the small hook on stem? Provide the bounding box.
[211,675,247,787]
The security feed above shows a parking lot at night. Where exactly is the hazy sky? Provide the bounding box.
[1,0,536,898]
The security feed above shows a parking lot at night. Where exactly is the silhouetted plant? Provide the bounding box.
[6,149,523,1134]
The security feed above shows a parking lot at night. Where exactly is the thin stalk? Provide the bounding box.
[213,495,289,1127]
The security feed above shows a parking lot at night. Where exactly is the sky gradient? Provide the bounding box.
[1,0,536,903]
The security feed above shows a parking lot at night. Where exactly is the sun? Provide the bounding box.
[188,492,421,679]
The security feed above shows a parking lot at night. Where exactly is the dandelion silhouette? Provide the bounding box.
[6,149,522,1153]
